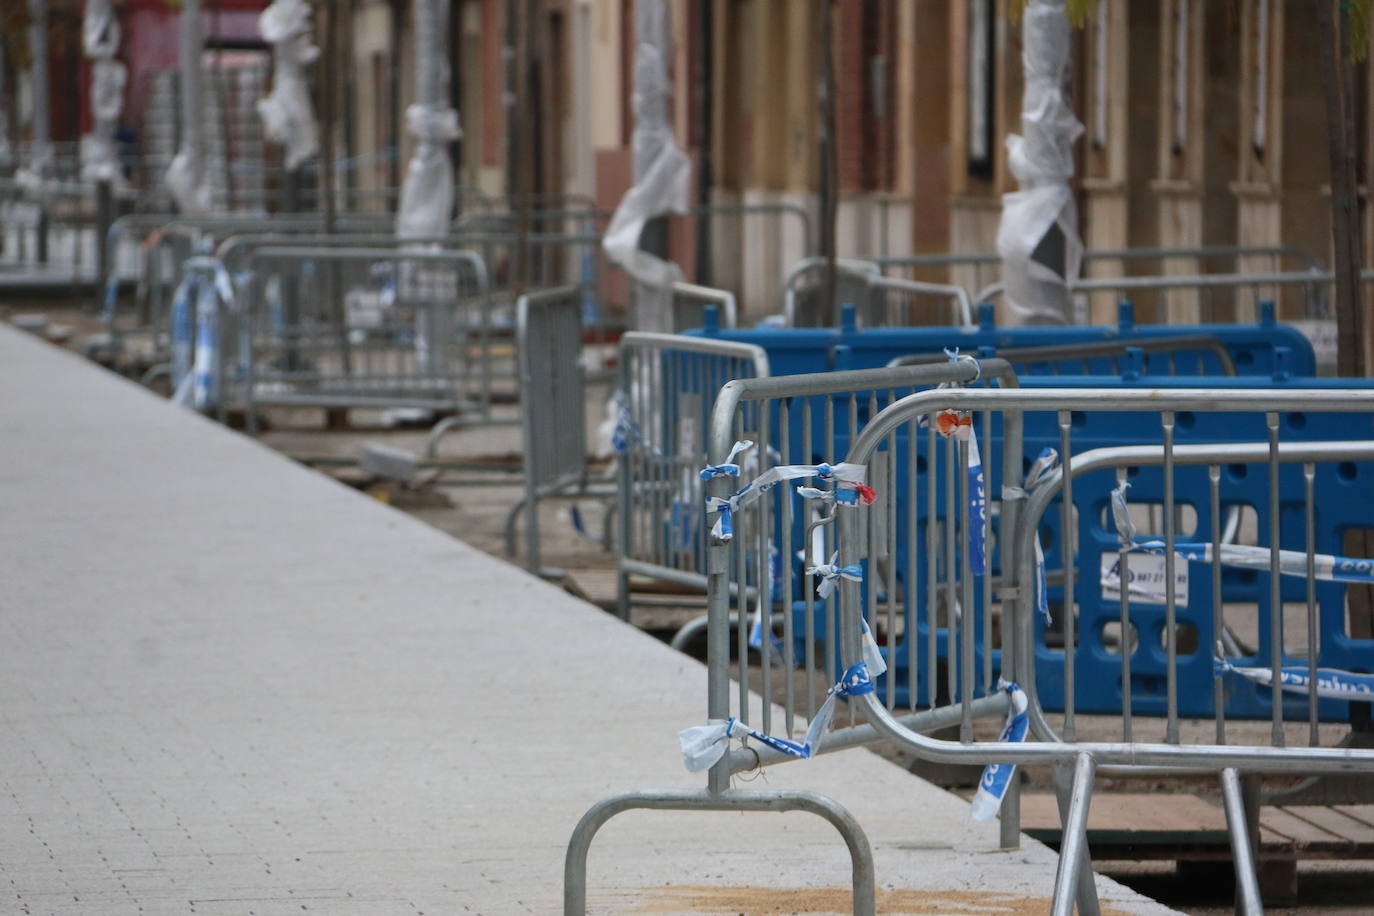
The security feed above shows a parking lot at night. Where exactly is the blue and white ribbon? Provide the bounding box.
[678,662,875,771]
[704,442,868,543]
[1131,539,1374,585]
[967,428,987,575]
[969,680,1030,821]
[1214,654,1374,700]
[806,553,864,600]
[1109,479,1137,547]
[699,439,754,481]
[796,485,869,506]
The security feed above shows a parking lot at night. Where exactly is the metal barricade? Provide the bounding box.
[511,286,613,576]
[830,386,1374,914]
[234,246,492,429]
[615,334,770,618]
[566,358,1019,916]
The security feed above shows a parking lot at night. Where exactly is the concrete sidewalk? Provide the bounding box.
[0,324,1175,915]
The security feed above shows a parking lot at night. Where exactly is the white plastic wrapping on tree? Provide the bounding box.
[81,0,128,187]
[257,0,319,172]
[19,0,54,187]
[602,0,691,333]
[396,0,460,240]
[166,0,211,214]
[996,0,1084,326]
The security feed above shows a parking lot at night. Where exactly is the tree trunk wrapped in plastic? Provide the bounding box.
[996,0,1084,326]
[166,0,212,214]
[396,0,459,240]
[602,1,691,332]
[18,0,53,187]
[81,0,128,187]
[257,0,319,172]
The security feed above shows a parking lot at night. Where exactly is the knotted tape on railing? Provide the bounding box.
[795,484,878,507]
[806,553,864,600]
[969,680,1030,821]
[1214,651,1374,701]
[747,545,787,665]
[699,438,753,480]
[703,441,868,542]
[677,662,876,772]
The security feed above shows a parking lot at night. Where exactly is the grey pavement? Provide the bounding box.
[0,324,1177,915]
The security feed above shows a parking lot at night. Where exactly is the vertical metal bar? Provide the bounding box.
[1050,753,1099,916]
[944,431,957,705]
[927,419,938,707]
[758,404,772,735]
[907,414,919,713]
[804,396,816,718]
[959,433,975,741]
[1305,461,1318,747]
[1210,464,1225,744]
[825,395,836,688]
[982,407,993,693]
[1118,465,1133,743]
[1058,410,1076,741]
[1268,411,1284,747]
[1221,768,1264,916]
[1163,410,1179,744]
[736,407,749,724]
[886,417,898,712]
[780,400,795,737]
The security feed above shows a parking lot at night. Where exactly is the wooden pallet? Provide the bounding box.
[1020,793,1374,899]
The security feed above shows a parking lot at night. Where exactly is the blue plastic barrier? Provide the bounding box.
[690,300,1315,379]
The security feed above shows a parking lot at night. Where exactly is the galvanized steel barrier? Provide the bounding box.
[568,358,1027,916]
[229,246,492,430]
[615,333,770,618]
[510,285,612,576]
[830,386,1374,915]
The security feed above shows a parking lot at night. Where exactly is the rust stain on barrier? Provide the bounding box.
[627,885,1136,915]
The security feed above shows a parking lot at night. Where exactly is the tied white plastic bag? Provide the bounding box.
[677,663,875,770]
[970,681,1030,821]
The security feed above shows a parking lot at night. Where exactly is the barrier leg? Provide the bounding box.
[424,414,466,457]
[564,788,875,916]
[1221,768,1264,915]
[503,494,530,558]
[1051,753,1099,916]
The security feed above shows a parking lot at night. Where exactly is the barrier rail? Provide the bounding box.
[974,269,1374,325]
[888,334,1238,377]
[831,386,1374,914]
[875,245,1324,322]
[231,246,492,431]
[671,281,738,331]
